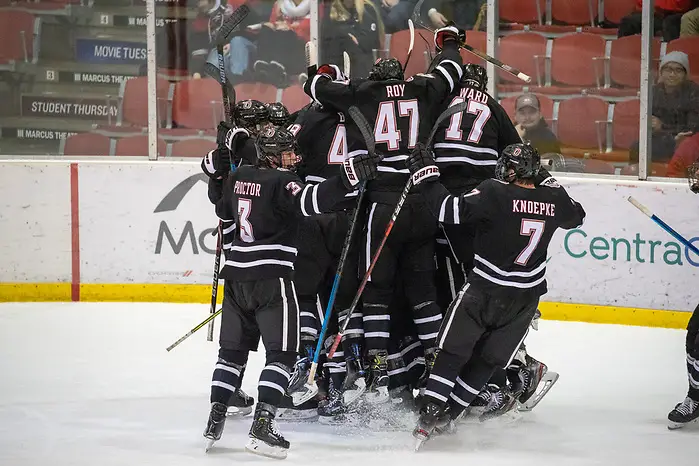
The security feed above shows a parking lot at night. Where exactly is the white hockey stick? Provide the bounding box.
[403,19,415,73]
[305,41,317,76]
[343,51,351,78]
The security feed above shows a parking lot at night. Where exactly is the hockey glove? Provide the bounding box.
[534,167,560,187]
[342,152,379,189]
[408,143,440,186]
[201,148,232,179]
[217,121,250,152]
[434,25,463,52]
[317,64,346,82]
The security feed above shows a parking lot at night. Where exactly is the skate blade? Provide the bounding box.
[226,405,253,417]
[342,377,367,406]
[204,438,216,453]
[365,386,390,404]
[291,382,318,406]
[412,431,429,452]
[277,408,319,422]
[668,417,699,430]
[519,371,559,411]
[245,437,288,459]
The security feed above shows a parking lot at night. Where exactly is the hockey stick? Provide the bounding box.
[328,101,469,358]
[204,5,249,342]
[343,51,351,78]
[167,308,223,352]
[307,106,375,385]
[411,0,531,83]
[305,41,318,77]
[207,222,223,341]
[627,196,699,256]
[403,19,415,73]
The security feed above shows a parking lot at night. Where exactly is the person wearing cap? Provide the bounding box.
[631,51,699,164]
[513,94,561,157]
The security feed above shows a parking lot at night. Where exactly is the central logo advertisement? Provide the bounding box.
[153,173,219,256]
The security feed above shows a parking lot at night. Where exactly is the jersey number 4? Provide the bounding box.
[445,97,491,143]
[237,198,254,243]
[516,219,545,266]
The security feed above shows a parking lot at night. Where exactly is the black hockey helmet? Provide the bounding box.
[234,99,269,134]
[267,102,291,128]
[461,63,488,91]
[255,126,300,170]
[689,162,699,194]
[496,143,541,183]
[369,57,404,81]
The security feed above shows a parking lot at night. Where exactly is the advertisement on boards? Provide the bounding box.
[545,180,699,312]
[79,162,219,284]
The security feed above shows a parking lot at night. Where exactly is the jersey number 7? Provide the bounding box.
[516,219,545,266]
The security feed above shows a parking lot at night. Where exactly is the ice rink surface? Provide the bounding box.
[1,302,697,466]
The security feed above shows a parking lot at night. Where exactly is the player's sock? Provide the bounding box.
[258,359,293,408]
[210,350,248,405]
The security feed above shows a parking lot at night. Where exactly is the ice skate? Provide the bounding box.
[412,402,442,451]
[668,396,699,430]
[479,387,518,421]
[318,387,346,419]
[277,394,319,422]
[287,347,319,406]
[203,402,227,452]
[365,350,390,404]
[341,343,367,406]
[468,386,493,417]
[245,403,290,459]
[227,388,254,416]
[518,356,559,411]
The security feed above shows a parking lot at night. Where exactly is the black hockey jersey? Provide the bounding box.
[419,177,585,296]
[434,85,522,193]
[305,45,463,194]
[203,137,259,257]
[215,165,351,281]
[290,105,367,184]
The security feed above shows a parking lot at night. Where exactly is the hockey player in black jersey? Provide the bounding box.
[287,104,370,417]
[203,126,380,458]
[406,143,585,449]
[303,25,465,403]
[433,63,522,309]
[667,162,699,429]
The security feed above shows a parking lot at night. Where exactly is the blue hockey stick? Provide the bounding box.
[307,106,375,384]
[627,196,699,256]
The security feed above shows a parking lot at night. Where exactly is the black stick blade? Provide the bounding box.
[213,4,250,47]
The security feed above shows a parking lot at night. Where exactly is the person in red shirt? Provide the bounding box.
[618,0,699,41]
[667,133,699,177]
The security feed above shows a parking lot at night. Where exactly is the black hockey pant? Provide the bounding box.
[211,278,300,408]
[423,283,538,410]
[360,199,443,353]
[294,211,362,348]
[435,223,473,311]
[687,303,699,401]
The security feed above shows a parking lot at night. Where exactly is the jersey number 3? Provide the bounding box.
[515,219,545,266]
[237,198,254,243]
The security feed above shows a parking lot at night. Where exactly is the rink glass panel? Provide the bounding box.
[1,0,695,185]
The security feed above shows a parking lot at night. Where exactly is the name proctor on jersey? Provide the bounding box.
[233,181,262,197]
[512,199,556,217]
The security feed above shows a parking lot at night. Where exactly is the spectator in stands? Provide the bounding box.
[681,7,699,35]
[667,133,699,176]
[631,51,699,163]
[319,0,384,79]
[380,0,478,33]
[618,0,697,41]
[513,94,562,156]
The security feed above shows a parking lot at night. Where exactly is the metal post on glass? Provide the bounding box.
[145,0,159,161]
